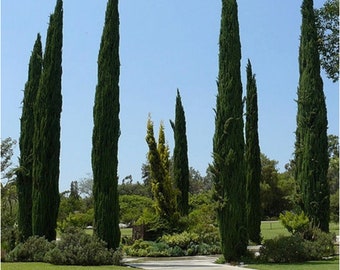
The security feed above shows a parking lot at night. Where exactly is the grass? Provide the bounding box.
[261,221,339,240]
[247,257,339,270]
[1,262,129,270]
[84,228,132,238]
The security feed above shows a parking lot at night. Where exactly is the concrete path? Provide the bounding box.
[124,256,255,270]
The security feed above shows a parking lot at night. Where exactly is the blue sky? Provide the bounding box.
[2,1,338,192]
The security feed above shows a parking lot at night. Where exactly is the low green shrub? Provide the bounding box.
[45,228,121,265]
[160,231,199,249]
[259,230,336,263]
[125,230,221,257]
[259,235,307,263]
[302,228,335,260]
[7,236,55,262]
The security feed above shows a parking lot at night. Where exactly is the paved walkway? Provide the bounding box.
[124,256,255,270]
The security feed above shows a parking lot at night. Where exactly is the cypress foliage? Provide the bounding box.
[170,89,189,216]
[92,0,121,249]
[245,60,262,244]
[295,0,329,232]
[146,117,176,221]
[32,0,63,241]
[212,0,247,262]
[17,34,42,242]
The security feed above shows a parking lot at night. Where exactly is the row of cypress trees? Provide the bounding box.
[17,0,122,251]
[17,0,63,242]
[145,89,190,226]
[213,0,330,262]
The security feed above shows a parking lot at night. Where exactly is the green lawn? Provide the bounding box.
[1,263,129,270]
[261,221,339,240]
[247,257,339,270]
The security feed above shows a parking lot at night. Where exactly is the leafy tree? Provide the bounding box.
[212,0,247,261]
[189,167,212,194]
[32,0,63,241]
[170,89,189,216]
[245,60,262,244]
[315,0,339,82]
[17,34,42,242]
[1,138,17,182]
[119,195,153,225]
[92,0,121,250]
[295,0,330,232]
[118,176,149,197]
[261,154,294,218]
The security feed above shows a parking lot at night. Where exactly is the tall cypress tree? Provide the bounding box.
[92,0,121,249]
[212,0,247,261]
[295,0,329,232]
[245,60,262,244]
[17,34,42,242]
[32,0,63,241]
[170,89,189,216]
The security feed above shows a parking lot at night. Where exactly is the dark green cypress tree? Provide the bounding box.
[295,0,329,232]
[245,60,262,244]
[32,0,63,241]
[17,34,42,242]
[212,0,247,261]
[170,89,189,216]
[92,0,121,249]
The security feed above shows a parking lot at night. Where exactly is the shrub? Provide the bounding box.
[7,236,55,262]
[302,228,335,260]
[259,230,336,263]
[45,228,119,265]
[160,231,199,249]
[279,211,309,234]
[259,235,307,263]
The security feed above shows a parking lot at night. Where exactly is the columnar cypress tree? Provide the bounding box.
[245,60,262,244]
[32,0,63,241]
[17,34,42,242]
[170,89,189,216]
[212,0,247,262]
[295,0,329,232]
[92,0,121,249]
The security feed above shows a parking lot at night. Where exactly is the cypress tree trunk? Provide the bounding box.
[170,89,189,216]
[295,0,329,232]
[92,0,121,249]
[17,34,42,242]
[32,0,63,241]
[212,0,247,261]
[245,60,262,244]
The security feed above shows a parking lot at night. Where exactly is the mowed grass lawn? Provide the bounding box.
[247,257,339,270]
[1,263,129,270]
[261,221,339,240]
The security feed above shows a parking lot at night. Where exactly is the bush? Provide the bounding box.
[259,230,336,263]
[279,211,309,234]
[302,228,335,260]
[160,231,199,249]
[259,235,308,263]
[45,228,120,265]
[7,236,55,262]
